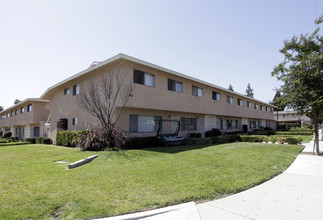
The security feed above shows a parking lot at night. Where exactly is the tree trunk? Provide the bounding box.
[314,115,320,155]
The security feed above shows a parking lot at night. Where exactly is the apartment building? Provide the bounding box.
[0,99,50,139]
[274,109,312,127]
[40,54,276,142]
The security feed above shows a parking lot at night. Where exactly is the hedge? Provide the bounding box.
[0,142,29,146]
[125,136,162,149]
[285,137,302,145]
[240,135,266,143]
[185,135,240,145]
[56,130,83,147]
[275,131,313,136]
[25,138,36,144]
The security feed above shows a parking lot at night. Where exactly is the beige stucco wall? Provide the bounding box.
[44,58,276,141]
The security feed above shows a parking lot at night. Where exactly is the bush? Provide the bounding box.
[3,131,12,139]
[249,131,276,136]
[269,136,278,143]
[205,128,222,137]
[285,137,301,145]
[212,135,240,144]
[77,127,127,151]
[25,138,36,144]
[277,137,286,144]
[0,131,2,138]
[240,135,268,143]
[36,137,43,144]
[56,130,82,147]
[303,123,313,129]
[276,131,313,136]
[42,138,52,145]
[185,137,213,145]
[190,133,201,138]
[277,123,300,130]
[125,136,161,149]
[0,139,7,143]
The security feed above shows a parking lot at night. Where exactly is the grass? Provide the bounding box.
[0,143,303,219]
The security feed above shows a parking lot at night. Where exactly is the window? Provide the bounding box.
[192,86,203,97]
[266,121,270,128]
[220,119,227,129]
[212,91,221,101]
[11,111,14,117]
[181,118,197,131]
[64,88,70,95]
[255,104,259,110]
[27,104,32,112]
[260,105,264,111]
[72,118,78,126]
[237,98,243,106]
[16,127,24,136]
[247,101,252,108]
[34,127,40,137]
[133,69,155,87]
[21,107,25,114]
[227,96,234,104]
[266,107,269,112]
[129,115,161,133]
[168,79,183,93]
[227,120,232,129]
[15,109,18,115]
[270,108,273,112]
[73,84,80,96]
[7,113,10,118]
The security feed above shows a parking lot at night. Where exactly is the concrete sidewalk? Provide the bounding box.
[99,132,323,220]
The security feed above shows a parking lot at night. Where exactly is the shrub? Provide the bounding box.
[0,139,7,143]
[42,138,52,145]
[36,137,43,144]
[303,123,313,129]
[0,131,2,138]
[275,131,313,136]
[185,137,213,145]
[77,127,127,151]
[190,133,202,138]
[269,136,278,143]
[125,136,161,149]
[240,135,267,143]
[56,130,82,147]
[249,131,276,136]
[285,137,301,145]
[212,135,240,144]
[3,131,12,139]
[205,128,222,137]
[277,137,286,144]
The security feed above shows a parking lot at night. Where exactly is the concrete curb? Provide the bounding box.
[68,155,98,169]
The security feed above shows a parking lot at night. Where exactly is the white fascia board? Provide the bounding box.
[1,98,50,113]
[40,53,275,107]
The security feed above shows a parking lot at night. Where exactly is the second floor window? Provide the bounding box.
[73,84,80,96]
[168,79,183,93]
[192,86,203,97]
[27,104,32,112]
[21,107,25,114]
[227,96,234,104]
[15,109,18,115]
[237,98,243,106]
[72,118,78,126]
[255,104,259,110]
[133,69,155,87]
[212,91,221,101]
[247,101,252,108]
[64,88,70,95]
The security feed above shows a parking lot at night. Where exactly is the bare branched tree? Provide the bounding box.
[76,63,133,148]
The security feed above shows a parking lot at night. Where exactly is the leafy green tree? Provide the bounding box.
[228,84,234,91]
[245,83,254,98]
[272,16,323,155]
[14,99,21,105]
[270,90,286,111]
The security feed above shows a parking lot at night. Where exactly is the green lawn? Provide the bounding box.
[0,143,303,219]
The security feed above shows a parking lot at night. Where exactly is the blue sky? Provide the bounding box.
[0,0,322,109]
